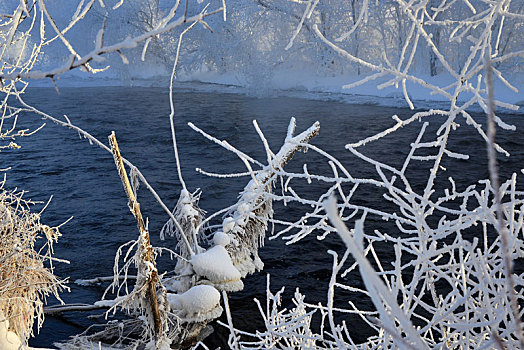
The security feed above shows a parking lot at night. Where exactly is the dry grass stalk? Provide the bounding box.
[0,184,66,345]
[108,132,164,339]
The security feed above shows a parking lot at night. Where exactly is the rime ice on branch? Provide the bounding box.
[190,117,320,276]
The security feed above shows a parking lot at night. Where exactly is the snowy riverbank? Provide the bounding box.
[27,68,524,115]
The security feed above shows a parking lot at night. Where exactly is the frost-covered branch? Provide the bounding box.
[0,2,224,81]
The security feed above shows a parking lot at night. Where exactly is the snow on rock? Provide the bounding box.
[94,296,125,308]
[167,285,222,323]
[190,246,243,291]
[0,317,21,350]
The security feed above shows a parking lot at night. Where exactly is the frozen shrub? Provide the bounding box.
[0,186,66,346]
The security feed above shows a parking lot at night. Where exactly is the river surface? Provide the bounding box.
[3,86,523,348]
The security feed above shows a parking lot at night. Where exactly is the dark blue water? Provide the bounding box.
[3,86,523,348]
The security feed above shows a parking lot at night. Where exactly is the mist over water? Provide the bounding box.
[5,87,523,347]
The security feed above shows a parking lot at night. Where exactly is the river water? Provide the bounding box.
[3,86,523,348]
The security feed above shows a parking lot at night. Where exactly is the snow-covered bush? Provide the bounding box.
[0,186,66,347]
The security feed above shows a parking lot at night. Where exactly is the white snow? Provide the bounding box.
[178,189,199,217]
[190,246,243,291]
[222,217,236,234]
[167,285,223,322]
[94,297,123,308]
[213,231,231,246]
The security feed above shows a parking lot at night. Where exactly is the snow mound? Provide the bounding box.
[167,285,222,323]
[213,231,231,246]
[190,245,243,291]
